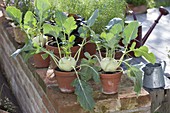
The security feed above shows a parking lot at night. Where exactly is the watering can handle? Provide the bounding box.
[160,61,166,72]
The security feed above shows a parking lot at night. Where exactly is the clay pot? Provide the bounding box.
[100,68,123,94]
[101,51,123,60]
[55,70,77,93]
[84,42,96,56]
[33,52,50,68]
[46,42,60,57]
[46,41,81,57]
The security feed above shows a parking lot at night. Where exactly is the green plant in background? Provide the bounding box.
[147,0,170,8]
[0,84,16,113]
[56,0,126,34]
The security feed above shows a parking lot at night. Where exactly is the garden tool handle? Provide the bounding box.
[142,7,169,45]
[159,6,169,15]
[128,10,137,20]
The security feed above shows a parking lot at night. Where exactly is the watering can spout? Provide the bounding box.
[142,7,169,45]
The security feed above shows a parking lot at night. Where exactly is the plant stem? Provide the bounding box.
[91,54,101,63]
[75,38,88,62]
[56,38,62,59]
[96,43,103,60]
[117,45,128,68]
[41,48,60,67]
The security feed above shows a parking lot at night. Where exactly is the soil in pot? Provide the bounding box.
[33,52,50,68]
[100,68,123,94]
[54,69,77,93]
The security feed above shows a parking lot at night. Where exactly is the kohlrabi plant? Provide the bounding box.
[43,9,100,111]
[6,0,53,60]
[91,18,156,95]
[43,9,99,72]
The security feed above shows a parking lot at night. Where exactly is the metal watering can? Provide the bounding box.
[142,61,166,89]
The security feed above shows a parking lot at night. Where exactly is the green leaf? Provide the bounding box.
[109,23,123,36]
[55,10,67,27]
[78,26,88,38]
[43,23,61,38]
[11,40,35,58]
[106,33,114,42]
[127,66,143,95]
[34,0,51,23]
[84,52,91,59]
[22,51,36,62]
[63,17,77,35]
[90,30,99,39]
[133,46,156,64]
[130,42,136,50]
[35,0,51,13]
[79,66,100,83]
[87,9,99,27]
[6,6,22,25]
[72,79,95,111]
[105,18,123,30]
[80,58,100,83]
[123,21,139,46]
[69,35,76,43]
[106,37,119,49]
[24,11,37,29]
[41,53,49,60]
[100,32,107,39]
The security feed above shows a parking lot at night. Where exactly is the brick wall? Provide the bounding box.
[0,13,57,113]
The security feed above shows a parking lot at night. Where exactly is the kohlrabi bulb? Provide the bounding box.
[100,57,119,72]
[59,57,76,71]
[32,35,48,46]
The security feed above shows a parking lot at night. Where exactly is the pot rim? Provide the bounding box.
[100,67,123,74]
[100,67,123,79]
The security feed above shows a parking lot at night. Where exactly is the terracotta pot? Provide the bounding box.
[101,51,123,60]
[55,70,77,93]
[33,52,50,68]
[100,68,122,94]
[84,42,96,56]
[46,41,81,57]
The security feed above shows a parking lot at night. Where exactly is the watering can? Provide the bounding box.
[142,61,166,89]
[129,6,169,48]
